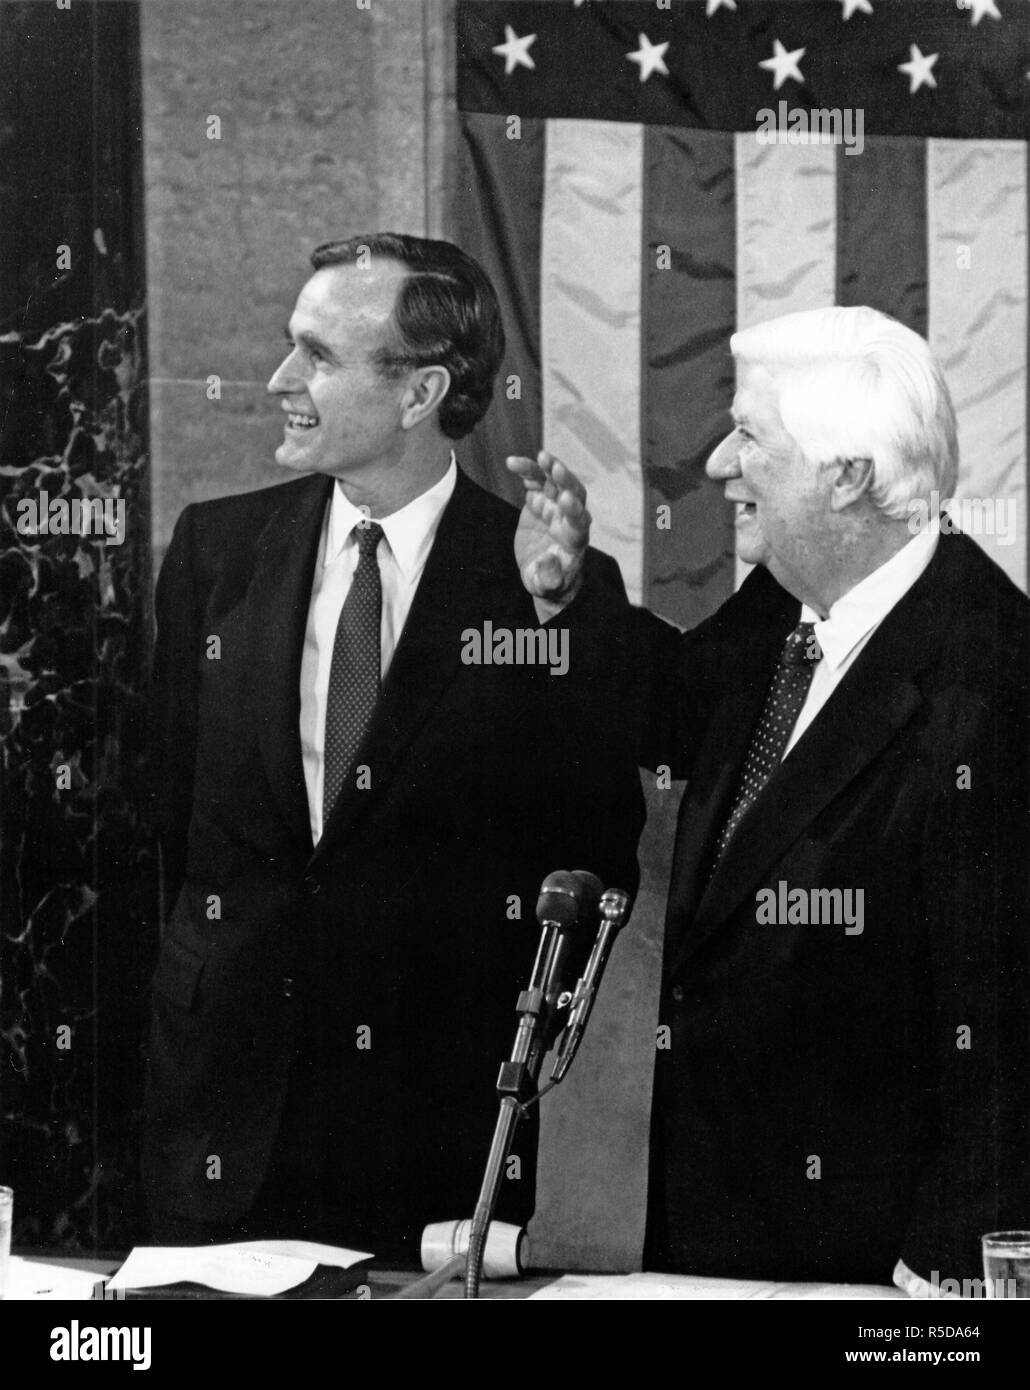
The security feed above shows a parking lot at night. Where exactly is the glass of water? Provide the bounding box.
[0,1188,12,1300]
[982,1231,1030,1298]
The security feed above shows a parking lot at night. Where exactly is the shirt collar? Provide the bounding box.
[801,520,939,673]
[324,454,458,581]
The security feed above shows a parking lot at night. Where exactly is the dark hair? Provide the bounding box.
[309,233,506,441]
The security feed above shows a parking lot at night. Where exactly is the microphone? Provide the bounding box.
[540,869,602,1000]
[506,870,593,1086]
[465,869,592,1300]
[536,869,585,928]
[464,873,625,1299]
[549,886,634,1084]
[536,869,604,1056]
[549,868,604,1013]
[569,868,604,920]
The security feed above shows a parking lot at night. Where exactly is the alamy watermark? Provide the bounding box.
[755,881,864,935]
[907,491,1018,546]
[929,1269,1018,1299]
[15,490,126,545]
[461,621,569,676]
[755,101,864,157]
[50,1321,151,1369]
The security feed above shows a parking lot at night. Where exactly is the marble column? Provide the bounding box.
[0,0,153,1251]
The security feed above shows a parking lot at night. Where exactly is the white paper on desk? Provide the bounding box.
[530,1273,904,1300]
[776,1281,905,1300]
[4,1256,104,1301]
[530,1273,775,1300]
[107,1240,371,1297]
[242,1238,372,1269]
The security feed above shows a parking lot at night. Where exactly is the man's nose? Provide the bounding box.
[706,428,744,480]
[267,349,301,396]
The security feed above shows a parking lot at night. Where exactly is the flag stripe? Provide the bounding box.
[735,135,837,329]
[927,140,1028,590]
[643,126,736,629]
[734,134,836,587]
[454,112,546,508]
[541,118,645,602]
[837,138,928,338]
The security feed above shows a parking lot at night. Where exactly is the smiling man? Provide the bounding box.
[270,252,450,516]
[143,233,642,1258]
[510,305,1030,1290]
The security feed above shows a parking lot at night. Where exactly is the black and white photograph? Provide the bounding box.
[1,0,1028,1353]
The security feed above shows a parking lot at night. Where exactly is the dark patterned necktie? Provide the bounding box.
[322,521,384,824]
[709,620,821,870]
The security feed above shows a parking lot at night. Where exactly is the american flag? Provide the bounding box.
[454,0,1029,627]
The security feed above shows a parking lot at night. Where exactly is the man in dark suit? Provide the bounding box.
[144,233,642,1259]
[510,305,1029,1291]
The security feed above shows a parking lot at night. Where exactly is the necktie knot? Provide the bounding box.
[354,520,384,560]
[781,620,820,668]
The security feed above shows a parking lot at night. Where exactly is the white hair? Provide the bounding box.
[730,306,958,519]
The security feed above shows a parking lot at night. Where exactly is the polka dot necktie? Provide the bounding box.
[322,521,384,825]
[709,620,821,872]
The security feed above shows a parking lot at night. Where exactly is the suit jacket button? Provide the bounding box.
[282,976,294,998]
[303,876,320,895]
[670,984,684,1004]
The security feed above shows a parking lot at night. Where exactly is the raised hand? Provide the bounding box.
[507,450,592,609]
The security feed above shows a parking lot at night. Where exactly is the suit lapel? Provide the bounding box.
[246,474,333,848]
[310,469,520,867]
[667,547,946,978]
[663,617,790,942]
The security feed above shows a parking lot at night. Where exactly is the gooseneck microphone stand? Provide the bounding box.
[464,871,593,1299]
[464,873,633,1299]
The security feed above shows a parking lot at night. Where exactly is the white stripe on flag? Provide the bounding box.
[541,119,644,603]
[927,140,1028,592]
[734,135,837,589]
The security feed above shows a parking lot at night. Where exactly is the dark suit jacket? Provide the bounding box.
[575,530,1029,1284]
[143,466,643,1258]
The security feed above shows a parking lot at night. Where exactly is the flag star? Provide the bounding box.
[840,0,873,18]
[898,44,938,95]
[492,24,536,76]
[759,39,806,90]
[627,33,670,83]
[706,0,737,15]
[967,0,1001,23]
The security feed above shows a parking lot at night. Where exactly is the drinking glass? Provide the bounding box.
[982,1231,1030,1298]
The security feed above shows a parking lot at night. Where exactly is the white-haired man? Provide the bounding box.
[511,306,1030,1291]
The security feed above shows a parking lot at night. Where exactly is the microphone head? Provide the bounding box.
[536,870,585,930]
[570,870,604,921]
[599,887,634,931]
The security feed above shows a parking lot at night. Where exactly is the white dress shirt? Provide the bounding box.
[784,522,939,759]
[299,456,457,844]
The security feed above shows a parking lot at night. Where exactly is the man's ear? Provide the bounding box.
[829,456,875,513]
[401,365,451,431]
